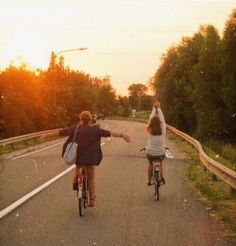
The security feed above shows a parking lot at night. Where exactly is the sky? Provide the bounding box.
[0,0,236,95]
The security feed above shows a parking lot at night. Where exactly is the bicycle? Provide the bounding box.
[140,148,167,201]
[77,165,89,216]
[152,158,163,201]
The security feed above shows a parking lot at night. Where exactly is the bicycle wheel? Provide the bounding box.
[154,171,160,201]
[78,198,84,216]
[77,180,84,216]
[83,178,89,208]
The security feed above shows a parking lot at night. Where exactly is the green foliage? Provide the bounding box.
[203,140,236,170]
[127,83,154,110]
[0,56,120,138]
[152,9,236,143]
[221,9,236,141]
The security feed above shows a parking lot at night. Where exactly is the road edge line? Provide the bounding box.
[0,165,75,220]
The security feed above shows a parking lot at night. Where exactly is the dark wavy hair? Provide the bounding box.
[147,116,162,136]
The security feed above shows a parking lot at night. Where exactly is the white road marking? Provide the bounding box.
[0,165,75,220]
[0,126,130,219]
[165,149,174,159]
[0,140,111,219]
[11,141,64,160]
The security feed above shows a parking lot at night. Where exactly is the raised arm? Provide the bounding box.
[150,101,167,146]
[148,107,157,124]
[157,104,167,147]
[157,107,166,126]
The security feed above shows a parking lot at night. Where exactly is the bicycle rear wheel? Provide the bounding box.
[78,198,84,216]
[154,171,160,201]
[83,177,89,208]
[77,181,84,216]
[155,183,160,201]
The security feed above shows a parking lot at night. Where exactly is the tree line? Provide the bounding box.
[0,53,154,139]
[152,9,236,143]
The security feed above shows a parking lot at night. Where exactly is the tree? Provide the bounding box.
[128,83,148,111]
[118,96,130,117]
[221,9,236,141]
[191,25,222,140]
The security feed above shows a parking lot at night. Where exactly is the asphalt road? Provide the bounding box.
[0,120,233,246]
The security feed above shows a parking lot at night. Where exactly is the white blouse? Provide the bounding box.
[146,107,166,156]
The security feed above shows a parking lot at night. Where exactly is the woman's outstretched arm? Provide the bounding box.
[110,131,131,143]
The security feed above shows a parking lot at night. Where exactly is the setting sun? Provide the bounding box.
[0,0,236,94]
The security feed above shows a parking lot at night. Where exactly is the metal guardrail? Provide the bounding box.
[1,120,235,190]
[167,124,236,190]
[0,129,61,146]
[109,117,236,190]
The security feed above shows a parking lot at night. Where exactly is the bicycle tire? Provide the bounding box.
[155,183,160,201]
[154,171,160,201]
[77,179,84,216]
[79,197,84,216]
[83,178,89,208]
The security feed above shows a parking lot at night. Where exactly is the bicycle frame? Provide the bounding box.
[77,166,89,216]
[140,147,165,201]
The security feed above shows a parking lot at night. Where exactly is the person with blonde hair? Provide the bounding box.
[146,101,166,185]
[41,111,131,207]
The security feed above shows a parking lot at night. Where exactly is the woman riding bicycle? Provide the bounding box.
[146,101,166,185]
[41,111,131,207]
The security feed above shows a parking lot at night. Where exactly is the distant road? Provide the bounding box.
[0,120,232,246]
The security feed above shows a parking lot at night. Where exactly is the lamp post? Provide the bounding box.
[96,75,111,79]
[138,90,141,112]
[55,48,88,57]
[51,47,88,68]
[49,47,87,113]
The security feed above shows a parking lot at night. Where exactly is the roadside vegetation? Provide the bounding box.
[0,135,62,156]
[0,7,235,233]
[168,131,236,236]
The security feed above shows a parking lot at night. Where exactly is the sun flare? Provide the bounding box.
[1,29,50,70]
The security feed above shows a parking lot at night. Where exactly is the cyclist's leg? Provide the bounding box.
[159,160,165,184]
[85,165,96,205]
[146,154,154,185]
[159,160,163,177]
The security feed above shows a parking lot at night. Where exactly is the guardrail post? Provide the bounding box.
[11,143,15,150]
[230,188,236,198]
[212,174,218,181]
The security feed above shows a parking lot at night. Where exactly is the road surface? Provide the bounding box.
[0,120,233,245]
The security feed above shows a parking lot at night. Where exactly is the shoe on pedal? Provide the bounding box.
[89,195,96,207]
[161,176,166,185]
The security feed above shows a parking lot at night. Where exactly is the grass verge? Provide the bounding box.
[0,136,62,156]
[168,131,236,236]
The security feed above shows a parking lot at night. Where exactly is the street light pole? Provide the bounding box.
[49,47,87,111]
[138,91,141,112]
[55,48,87,57]
[51,47,87,68]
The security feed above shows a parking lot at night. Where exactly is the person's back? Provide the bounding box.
[146,101,166,185]
[146,131,165,156]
